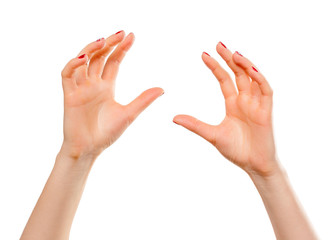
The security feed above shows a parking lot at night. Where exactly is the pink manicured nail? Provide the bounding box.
[78,54,86,59]
[219,41,227,48]
[252,66,258,72]
[236,51,243,57]
[96,38,104,42]
[203,52,210,56]
[115,30,123,34]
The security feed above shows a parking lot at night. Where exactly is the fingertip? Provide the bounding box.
[96,39,108,53]
[216,43,233,64]
[129,32,135,38]
[77,38,108,59]
[172,115,214,143]
[112,30,125,41]
[113,30,126,42]
[97,37,107,48]
[173,117,179,125]
[232,50,242,60]
[173,114,188,124]
[202,51,210,57]
[95,37,104,42]
[216,42,227,54]
[235,51,244,57]
[127,32,135,43]
[121,32,135,51]
[148,87,164,96]
[159,88,165,97]
[78,53,87,59]
[75,54,88,67]
[201,52,211,64]
[149,87,164,98]
[232,51,246,67]
[216,42,223,52]
[173,115,181,125]
[218,41,227,49]
[115,30,125,35]
[93,37,107,48]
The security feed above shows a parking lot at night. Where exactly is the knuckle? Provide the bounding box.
[209,130,217,146]
[193,118,201,132]
[99,54,107,61]
[113,58,121,66]
[213,68,230,84]
[126,111,136,126]
[259,75,267,83]
[223,55,232,64]
[193,117,199,127]
[61,69,67,78]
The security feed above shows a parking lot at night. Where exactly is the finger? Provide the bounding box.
[125,87,164,123]
[61,54,87,94]
[216,42,251,94]
[88,30,125,77]
[76,37,107,58]
[232,53,273,110]
[101,32,135,83]
[250,80,262,101]
[173,114,216,145]
[202,52,237,100]
[74,38,107,85]
[249,81,262,113]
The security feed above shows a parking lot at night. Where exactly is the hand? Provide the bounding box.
[173,42,277,177]
[60,31,164,160]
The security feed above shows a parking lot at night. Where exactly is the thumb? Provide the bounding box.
[173,114,216,145]
[125,87,164,122]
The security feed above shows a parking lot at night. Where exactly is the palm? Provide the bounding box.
[60,32,163,159]
[215,95,274,173]
[63,80,125,156]
[174,46,275,175]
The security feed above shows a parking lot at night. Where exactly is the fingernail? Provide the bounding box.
[203,52,210,56]
[252,66,258,72]
[219,41,227,48]
[160,91,165,96]
[115,30,123,34]
[78,54,86,59]
[173,119,179,125]
[236,51,243,57]
[96,38,104,42]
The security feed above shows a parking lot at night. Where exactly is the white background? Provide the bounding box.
[0,0,330,239]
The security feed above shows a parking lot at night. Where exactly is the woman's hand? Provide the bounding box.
[60,31,164,160]
[173,42,277,177]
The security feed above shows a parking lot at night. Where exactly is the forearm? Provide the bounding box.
[20,150,96,240]
[249,160,318,240]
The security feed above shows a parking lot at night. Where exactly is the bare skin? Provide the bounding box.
[173,42,318,239]
[20,31,163,240]
[20,32,317,239]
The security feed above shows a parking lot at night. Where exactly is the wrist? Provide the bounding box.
[58,141,101,161]
[247,160,286,189]
[55,147,98,175]
[246,155,284,182]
